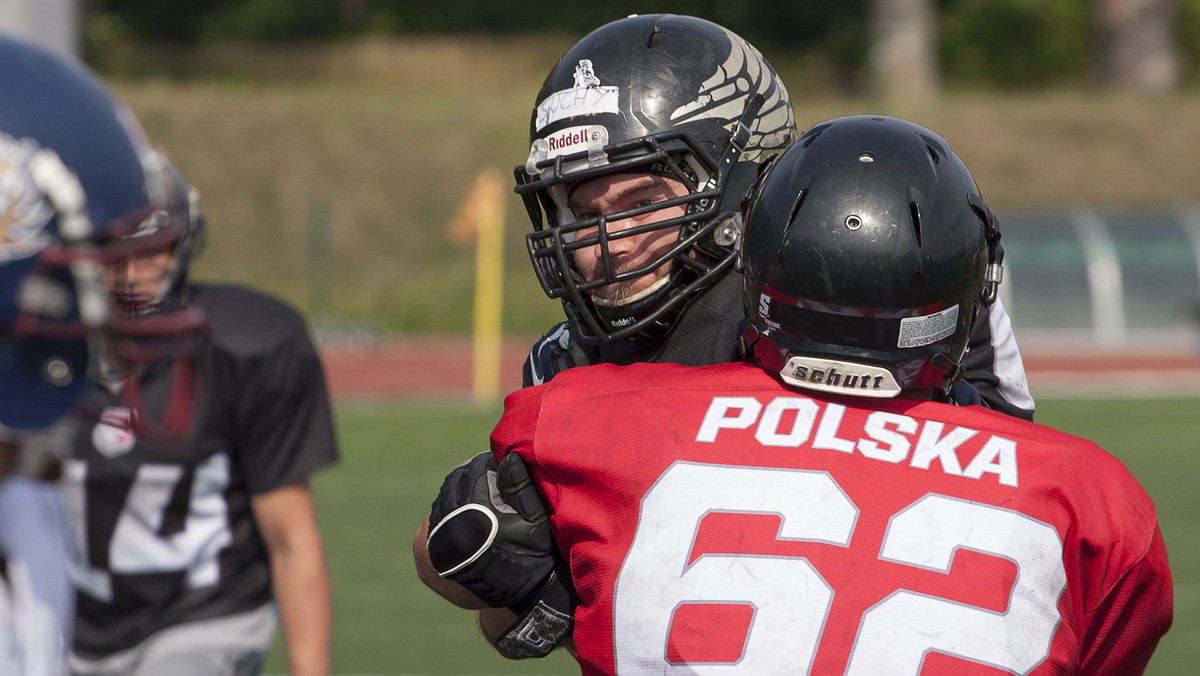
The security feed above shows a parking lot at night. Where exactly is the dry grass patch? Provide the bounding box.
[112,38,1200,333]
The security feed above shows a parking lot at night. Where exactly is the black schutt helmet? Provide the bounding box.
[515,14,796,343]
[741,115,1003,399]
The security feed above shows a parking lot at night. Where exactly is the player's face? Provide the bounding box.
[104,247,174,315]
[567,173,686,304]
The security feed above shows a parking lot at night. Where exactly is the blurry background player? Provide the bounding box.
[515,13,1034,422]
[418,115,1172,675]
[0,32,197,676]
[61,139,339,674]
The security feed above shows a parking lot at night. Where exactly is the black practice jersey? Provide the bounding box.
[523,270,1036,420]
[61,284,339,657]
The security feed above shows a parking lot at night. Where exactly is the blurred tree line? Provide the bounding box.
[85,0,1197,90]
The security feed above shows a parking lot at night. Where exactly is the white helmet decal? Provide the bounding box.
[0,133,54,263]
[669,27,794,163]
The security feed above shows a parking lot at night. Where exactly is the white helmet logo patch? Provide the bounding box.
[573,59,600,88]
[535,60,619,132]
[92,406,137,458]
[0,132,54,263]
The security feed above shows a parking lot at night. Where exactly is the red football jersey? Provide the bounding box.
[491,361,1171,676]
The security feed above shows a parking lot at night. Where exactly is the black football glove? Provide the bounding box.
[426,451,577,657]
[494,560,576,658]
[427,451,556,609]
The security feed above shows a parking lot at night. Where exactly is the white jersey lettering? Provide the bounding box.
[695,395,1018,486]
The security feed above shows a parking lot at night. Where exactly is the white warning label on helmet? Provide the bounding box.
[897,305,959,348]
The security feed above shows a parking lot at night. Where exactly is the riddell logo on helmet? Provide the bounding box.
[547,128,590,152]
[780,356,902,398]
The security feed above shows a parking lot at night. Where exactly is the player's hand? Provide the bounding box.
[426,452,556,609]
[949,380,985,407]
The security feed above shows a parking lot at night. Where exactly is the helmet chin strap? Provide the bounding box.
[587,272,682,343]
[590,274,671,308]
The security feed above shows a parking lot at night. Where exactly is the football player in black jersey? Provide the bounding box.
[0,33,190,676]
[61,125,339,676]
[515,13,1034,419]
[420,12,1038,661]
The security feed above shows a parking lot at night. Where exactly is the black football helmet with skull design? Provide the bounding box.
[515,14,797,343]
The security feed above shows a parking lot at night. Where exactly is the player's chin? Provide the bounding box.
[582,261,670,304]
[112,294,154,315]
[590,279,664,307]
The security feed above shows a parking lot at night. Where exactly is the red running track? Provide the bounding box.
[319,337,1200,402]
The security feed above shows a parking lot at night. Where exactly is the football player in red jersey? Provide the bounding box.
[60,125,338,676]
[417,115,1172,674]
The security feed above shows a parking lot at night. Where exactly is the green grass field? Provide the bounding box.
[265,395,1199,675]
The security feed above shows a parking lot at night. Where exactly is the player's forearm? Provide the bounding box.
[253,484,333,676]
[271,541,333,676]
[478,608,521,656]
